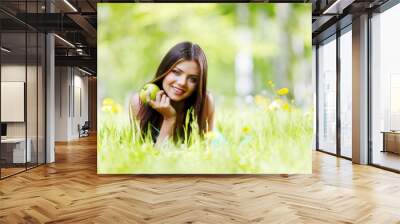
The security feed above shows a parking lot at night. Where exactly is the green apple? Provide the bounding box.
[139,83,160,104]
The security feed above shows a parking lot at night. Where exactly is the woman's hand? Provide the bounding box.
[147,90,176,121]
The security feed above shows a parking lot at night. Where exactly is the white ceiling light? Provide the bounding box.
[54,34,75,48]
[76,48,84,55]
[63,0,78,12]
[322,0,355,15]
[78,67,92,76]
[1,47,11,53]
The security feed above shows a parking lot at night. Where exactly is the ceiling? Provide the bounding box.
[0,0,394,75]
[312,0,389,44]
[1,0,98,74]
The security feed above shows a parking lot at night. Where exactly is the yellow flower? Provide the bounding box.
[102,98,114,106]
[242,126,251,134]
[282,102,291,112]
[277,88,289,96]
[111,103,122,113]
[101,97,122,114]
[101,105,113,113]
[254,95,269,106]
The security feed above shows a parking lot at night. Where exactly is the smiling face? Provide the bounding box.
[162,60,200,102]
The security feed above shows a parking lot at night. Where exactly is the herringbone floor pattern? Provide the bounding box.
[1,135,400,223]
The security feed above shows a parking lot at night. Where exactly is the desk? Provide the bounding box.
[381,131,400,154]
[1,138,31,163]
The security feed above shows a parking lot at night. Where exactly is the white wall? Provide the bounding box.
[55,67,70,141]
[55,67,89,141]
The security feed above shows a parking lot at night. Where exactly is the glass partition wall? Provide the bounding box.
[0,2,46,179]
[1,30,27,177]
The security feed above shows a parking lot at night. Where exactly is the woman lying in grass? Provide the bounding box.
[130,41,215,146]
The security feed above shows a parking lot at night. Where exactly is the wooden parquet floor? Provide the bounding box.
[1,135,400,223]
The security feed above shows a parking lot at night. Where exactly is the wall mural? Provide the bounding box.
[97,3,313,174]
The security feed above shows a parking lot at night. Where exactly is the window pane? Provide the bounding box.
[340,29,352,158]
[318,37,337,154]
[371,3,400,171]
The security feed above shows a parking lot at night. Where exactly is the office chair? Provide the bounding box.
[79,121,90,138]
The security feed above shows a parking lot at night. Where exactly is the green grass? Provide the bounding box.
[98,102,313,174]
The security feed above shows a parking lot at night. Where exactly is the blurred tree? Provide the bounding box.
[98,3,311,107]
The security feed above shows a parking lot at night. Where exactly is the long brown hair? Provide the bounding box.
[137,41,208,142]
